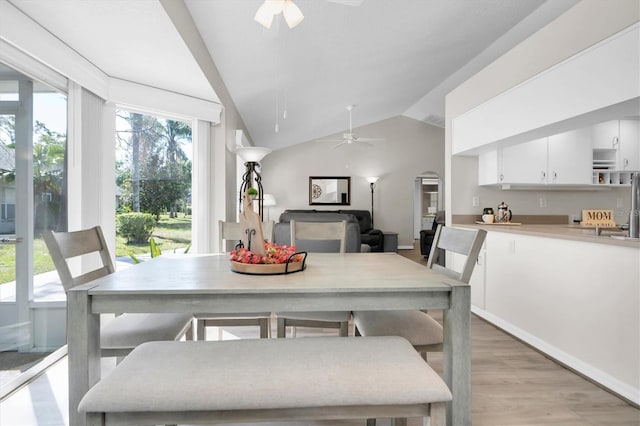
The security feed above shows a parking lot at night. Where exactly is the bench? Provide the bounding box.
[78,336,452,425]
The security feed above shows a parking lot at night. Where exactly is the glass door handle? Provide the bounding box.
[0,237,23,244]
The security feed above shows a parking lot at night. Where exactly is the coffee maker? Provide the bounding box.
[496,202,512,223]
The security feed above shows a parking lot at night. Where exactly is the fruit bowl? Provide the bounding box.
[229,243,307,275]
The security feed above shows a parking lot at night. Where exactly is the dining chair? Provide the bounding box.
[218,219,275,252]
[43,226,193,357]
[195,220,275,341]
[353,225,487,358]
[276,220,352,338]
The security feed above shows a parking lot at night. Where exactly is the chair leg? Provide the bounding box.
[428,401,446,426]
[277,318,286,338]
[196,319,206,341]
[259,318,270,338]
[184,320,194,341]
[339,320,349,337]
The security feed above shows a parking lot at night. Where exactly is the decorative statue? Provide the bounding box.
[239,190,265,255]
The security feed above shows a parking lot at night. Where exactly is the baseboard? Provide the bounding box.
[397,245,414,250]
[471,306,640,407]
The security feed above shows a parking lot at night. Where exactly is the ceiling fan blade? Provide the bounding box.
[316,138,344,143]
[332,141,348,149]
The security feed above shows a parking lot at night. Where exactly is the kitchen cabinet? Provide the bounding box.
[478,128,592,186]
[618,119,640,170]
[471,229,640,405]
[501,138,548,184]
[547,127,593,184]
[591,120,619,149]
[591,119,640,170]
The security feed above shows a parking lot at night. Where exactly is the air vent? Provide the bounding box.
[423,114,445,128]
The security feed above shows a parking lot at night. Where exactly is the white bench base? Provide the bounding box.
[79,336,451,425]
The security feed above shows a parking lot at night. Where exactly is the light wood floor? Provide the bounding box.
[1,245,638,425]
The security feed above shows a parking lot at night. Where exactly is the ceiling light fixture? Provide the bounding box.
[255,0,304,29]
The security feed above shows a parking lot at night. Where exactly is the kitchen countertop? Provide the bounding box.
[453,223,640,248]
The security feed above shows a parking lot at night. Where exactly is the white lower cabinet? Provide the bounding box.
[476,231,639,405]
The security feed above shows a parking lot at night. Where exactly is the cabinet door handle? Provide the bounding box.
[624,158,629,169]
[553,171,558,181]
[613,136,619,149]
[540,171,546,181]
[499,174,504,181]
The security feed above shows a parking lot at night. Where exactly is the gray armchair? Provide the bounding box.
[420,210,445,260]
[339,209,384,252]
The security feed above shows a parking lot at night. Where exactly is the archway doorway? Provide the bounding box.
[413,172,442,239]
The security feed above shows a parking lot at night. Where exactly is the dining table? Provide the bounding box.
[67,252,471,426]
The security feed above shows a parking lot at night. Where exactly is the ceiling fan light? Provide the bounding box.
[283,0,304,28]
[254,2,274,28]
[267,0,285,14]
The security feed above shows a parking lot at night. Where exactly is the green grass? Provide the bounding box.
[0,214,192,284]
[116,214,192,257]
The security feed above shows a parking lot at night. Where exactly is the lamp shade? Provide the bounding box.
[236,146,272,162]
[366,176,379,184]
[263,193,277,207]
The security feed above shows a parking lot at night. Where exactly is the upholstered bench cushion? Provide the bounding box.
[274,311,352,322]
[353,310,443,346]
[78,336,451,413]
[100,313,192,350]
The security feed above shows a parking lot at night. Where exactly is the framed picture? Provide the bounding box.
[309,176,350,205]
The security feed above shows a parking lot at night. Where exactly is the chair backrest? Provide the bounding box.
[426,225,487,283]
[43,226,115,292]
[218,220,274,252]
[290,220,347,253]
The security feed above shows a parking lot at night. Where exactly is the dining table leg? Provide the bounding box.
[442,284,471,426]
[67,288,101,426]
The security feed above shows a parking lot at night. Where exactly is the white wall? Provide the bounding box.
[261,116,444,247]
[445,0,640,224]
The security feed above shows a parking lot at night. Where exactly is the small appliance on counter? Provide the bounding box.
[496,201,512,223]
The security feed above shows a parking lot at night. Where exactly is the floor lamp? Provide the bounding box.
[366,176,379,228]
[236,146,271,219]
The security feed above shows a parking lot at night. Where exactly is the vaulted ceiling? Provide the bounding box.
[8,0,577,151]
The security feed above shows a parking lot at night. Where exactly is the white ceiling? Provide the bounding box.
[8,0,578,151]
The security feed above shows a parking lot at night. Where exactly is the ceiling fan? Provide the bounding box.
[317,105,384,149]
[255,0,364,29]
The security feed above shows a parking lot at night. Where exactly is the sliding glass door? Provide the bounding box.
[0,62,67,384]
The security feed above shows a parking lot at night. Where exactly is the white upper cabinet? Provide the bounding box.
[478,129,592,186]
[618,120,640,170]
[591,120,619,150]
[547,127,593,184]
[478,151,500,186]
[501,138,548,184]
[591,119,640,170]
